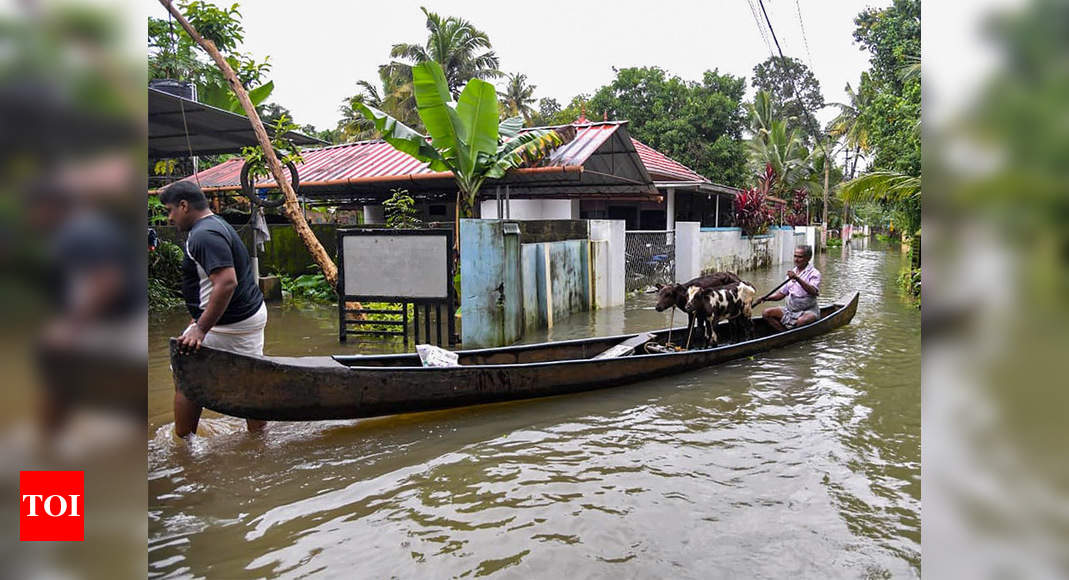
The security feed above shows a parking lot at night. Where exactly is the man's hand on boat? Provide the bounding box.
[178,322,206,354]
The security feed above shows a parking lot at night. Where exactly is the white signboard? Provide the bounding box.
[341,233,449,299]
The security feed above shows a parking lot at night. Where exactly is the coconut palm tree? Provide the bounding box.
[357,62,576,251]
[388,7,502,99]
[498,73,537,124]
[826,74,872,179]
[838,171,919,204]
[748,92,810,196]
[337,65,421,142]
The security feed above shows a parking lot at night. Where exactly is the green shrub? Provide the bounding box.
[149,240,185,311]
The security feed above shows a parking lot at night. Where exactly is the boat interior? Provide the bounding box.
[329,303,839,368]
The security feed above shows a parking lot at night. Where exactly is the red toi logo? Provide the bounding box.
[20,471,84,541]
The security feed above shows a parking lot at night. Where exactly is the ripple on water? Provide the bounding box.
[147,243,920,577]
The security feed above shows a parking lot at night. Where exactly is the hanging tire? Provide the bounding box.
[240,155,299,208]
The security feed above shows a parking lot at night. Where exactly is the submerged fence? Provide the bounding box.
[624,230,675,292]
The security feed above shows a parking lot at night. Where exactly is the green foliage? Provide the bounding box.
[751,56,824,143]
[897,267,921,304]
[384,188,423,229]
[279,270,335,302]
[826,237,843,248]
[357,61,575,217]
[836,0,921,244]
[148,196,169,226]
[498,73,537,123]
[587,67,749,186]
[149,2,275,114]
[149,240,185,311]
[388,7,502,98]
[182,1,243,52]
[529,94,590,127]
[240,114,305,192]
[748,90,811,194]
[338,64,422,142]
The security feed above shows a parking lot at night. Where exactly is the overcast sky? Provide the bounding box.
[149,0,889,132]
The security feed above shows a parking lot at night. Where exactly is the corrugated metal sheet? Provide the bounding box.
[176,121,710,191]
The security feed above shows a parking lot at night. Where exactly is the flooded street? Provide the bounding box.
[148,239,920,578]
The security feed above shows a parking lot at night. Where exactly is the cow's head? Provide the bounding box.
[654,283,685,312]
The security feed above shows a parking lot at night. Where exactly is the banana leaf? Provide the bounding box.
[454,78,500,177]
[354,102,448,172]
[412,62,466,172]
[498,116,524,139]
[486,126,576,179]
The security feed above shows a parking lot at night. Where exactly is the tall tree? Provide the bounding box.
[356,62,576,252]
[587,67,748,186]
[148,1,273,110]
[826,74,873,179]
[498,73,537,124]
[852,0,921,177]
[751,56,824,144]
[337,65,420,142]
[839,0,921,236]
[388,7,502,99]
[747,90,810,195]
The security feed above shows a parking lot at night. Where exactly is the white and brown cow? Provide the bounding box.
[684,282,757,347]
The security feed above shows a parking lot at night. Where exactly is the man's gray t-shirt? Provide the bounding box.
[182,215,263,325]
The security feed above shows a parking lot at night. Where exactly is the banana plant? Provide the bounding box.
[356,61,576,232]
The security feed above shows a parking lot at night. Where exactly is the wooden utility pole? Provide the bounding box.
[158,0,339,289]
[822,150,830,249]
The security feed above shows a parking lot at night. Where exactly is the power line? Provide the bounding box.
[794,0,817,73]
[745,0,776,60]
[755,0,828,156]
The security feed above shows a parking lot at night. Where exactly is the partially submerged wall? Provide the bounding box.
[674,222,800,281]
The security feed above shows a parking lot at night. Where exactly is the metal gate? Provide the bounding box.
[624,230,675,292]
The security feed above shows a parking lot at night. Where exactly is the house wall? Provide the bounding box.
[459,216,620,346]
[479,199,579,220]
[154,223,338,277]
[674,222,800,281]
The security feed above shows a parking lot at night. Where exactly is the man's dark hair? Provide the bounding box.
[797,244,813,260]
[159,180,209,210]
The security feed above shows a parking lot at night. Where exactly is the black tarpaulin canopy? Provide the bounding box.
[148,87,325,158]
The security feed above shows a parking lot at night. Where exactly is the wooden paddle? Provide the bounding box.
[755,277,792,305]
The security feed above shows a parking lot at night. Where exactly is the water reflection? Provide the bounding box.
[148,239,919,577]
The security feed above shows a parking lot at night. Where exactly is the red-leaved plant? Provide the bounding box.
[786,188,809,226]
[734,164,777,236]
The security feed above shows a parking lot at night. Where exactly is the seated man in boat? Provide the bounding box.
[162,181,268,437]
[756,245,821,332]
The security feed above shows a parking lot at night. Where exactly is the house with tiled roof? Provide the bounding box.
[173,120,740,230]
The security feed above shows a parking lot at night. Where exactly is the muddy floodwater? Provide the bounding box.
[148,238,920,578]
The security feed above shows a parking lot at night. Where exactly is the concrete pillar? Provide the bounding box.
[674,221,701,282]
[666,189,675,231]
[362,204,385,224]
[460,219,523,347]
[588,219,626,307]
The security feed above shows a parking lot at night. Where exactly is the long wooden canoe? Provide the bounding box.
[170,292,859,421]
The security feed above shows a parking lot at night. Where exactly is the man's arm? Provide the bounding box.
[178,266,237,352]
[787,270,820,296]
[754,290,787,306]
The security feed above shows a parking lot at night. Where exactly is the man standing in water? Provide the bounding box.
[160,181,267,437]
[756,245,821,332]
